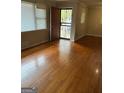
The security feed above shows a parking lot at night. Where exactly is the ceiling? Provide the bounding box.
[49,0,102,6]
[79,0,101,5]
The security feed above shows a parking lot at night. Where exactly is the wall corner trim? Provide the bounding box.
[74,34,86,41]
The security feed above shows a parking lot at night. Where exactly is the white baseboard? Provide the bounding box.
[74,34,85,41]
[21,40,49,50]
[71,33,102,42]
[86,33,102,37]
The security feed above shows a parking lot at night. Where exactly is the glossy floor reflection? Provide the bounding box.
[21,36,102,93]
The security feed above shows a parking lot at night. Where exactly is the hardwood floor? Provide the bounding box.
[21,36,102,93]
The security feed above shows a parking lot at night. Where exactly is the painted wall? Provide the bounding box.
[21,30,49,49]
[86,5,102,37]
[21,0,56,49]
[74,2,88,41]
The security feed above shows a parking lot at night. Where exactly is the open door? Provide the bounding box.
[50,7,60,41]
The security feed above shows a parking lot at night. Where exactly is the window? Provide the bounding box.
[35,8,47,30]
[80,8,86,24]
[21,1,47,32]
[21,2,35,32]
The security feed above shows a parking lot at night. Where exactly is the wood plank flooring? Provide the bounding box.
[21,36,102,93]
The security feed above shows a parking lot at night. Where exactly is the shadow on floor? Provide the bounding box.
[75,36,102,50]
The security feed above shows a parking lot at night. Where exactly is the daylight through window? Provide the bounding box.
[21,1,47,32]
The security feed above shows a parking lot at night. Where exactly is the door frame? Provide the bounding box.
[60,8,73,40]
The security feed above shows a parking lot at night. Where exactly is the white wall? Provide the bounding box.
[74,2,88,41]
[86,5,102,37]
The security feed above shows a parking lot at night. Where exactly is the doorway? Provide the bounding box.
[60,9,72,39]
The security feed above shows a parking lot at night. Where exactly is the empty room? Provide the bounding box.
[21,0,102,93]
